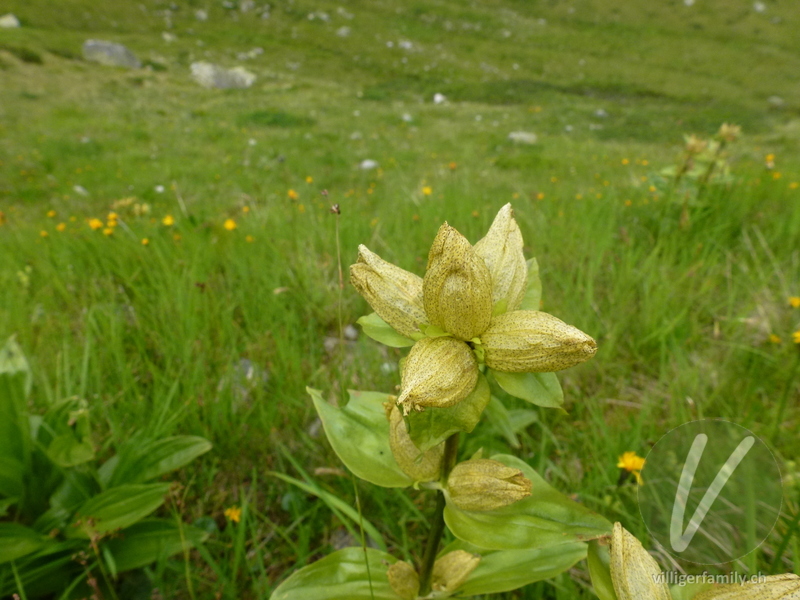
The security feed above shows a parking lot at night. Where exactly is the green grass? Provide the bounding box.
[1,0,799,597]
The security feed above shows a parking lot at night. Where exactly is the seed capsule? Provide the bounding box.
[397,337,478,414]
[610,522,671,600]
[446,458,532,511]
[423,224,493,341]
[386,402,443,483]
[432,550,481,593]
[481,310,597,373]
[350,244,428,338]
[473,203,527,313]
[387,560,420,600]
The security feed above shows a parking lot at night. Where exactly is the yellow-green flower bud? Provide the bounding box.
[473,203,527,312]
[386,402,443,482]
[610,522,671,600]
[695,574,800,600]
[423,224,493,341]
[387,560,419,600]
[684,134,707,155]
[716,123,741,143]
[432,550,481,593]
[397,337,478,414]
[446,458,532,511]
[350,244,428,338]
[481,310,597,373]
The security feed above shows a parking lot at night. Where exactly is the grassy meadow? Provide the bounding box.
[1,0,799,597]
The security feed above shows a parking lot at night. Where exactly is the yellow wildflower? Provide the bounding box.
[242,206,250,213]
[224,218,237,231]
[789,297,800,308]
[141,238,150,246]
[536,192,545,200]
[47,210,56,218]
[793,330,800,345]
[40,230,49,237]
[621,158,630,165]
[245,235,254,243]
[56,223,67,232]
[103,228,114,236]
[769,334,781,344]
[173,233,182,241]
[224,506,242,523]
[162,214,175,226]
[617,451,646,485]
[449,161,458,170]
[108,211,119,220]
[790,182,799,190]
[422,186,433,196]
[305,176,313,183]
[88,218,103,230]
[288,189,299,200]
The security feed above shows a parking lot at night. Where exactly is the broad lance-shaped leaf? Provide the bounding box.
[587,539,619,600]
[101,435,212,488]
[309,388,412,488]
[0,523,50,564]
[350,245,428,339]
[444,454,612,551]
[473,203,527,313]
[492,369,564,409]
[423,223,493,341]
[270,547,403,600]
[439,539,587,597]
[407,373,491,453]
[67,483,171,538]
[104,519,209,572]
[481,310,597,373]
[356,313,415,348]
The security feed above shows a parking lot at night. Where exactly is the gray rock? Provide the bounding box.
[190,61,256,89]
[767,95,785,107]
[82,39,141,68]
[359,159,379,170]
[195,9,208,21]
[508,131,538,144]
[0,13,20,28]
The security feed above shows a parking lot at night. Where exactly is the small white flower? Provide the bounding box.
[155,185,165,193]
[433,93,446,104]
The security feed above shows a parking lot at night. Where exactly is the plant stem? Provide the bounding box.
[418,434,459,595]
[771,350,800,443]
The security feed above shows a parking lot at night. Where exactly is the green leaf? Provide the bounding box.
[518,258,542,311]
[47,433,95,468]
[418,323,453,338]
[270,547,402,600]
[491,370,564,409]
[269,471,386,551]
[483,396,538,448]
[588,539,618,600]
[0,373,28,465]
[68,483,170,538]
[0,523,49,564]
[356,313,415,348]
[104,519,209,572]
[0,540,83,598]
[440,539,587,596]
[0,456,24,499]
[444,454,612,551]
[407,374,491,453]
[309,387,412,488]
[103,436,212,488]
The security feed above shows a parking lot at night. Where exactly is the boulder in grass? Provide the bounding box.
[0,14,20,28]
[190,61,256,89]
[82,40,141,68]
